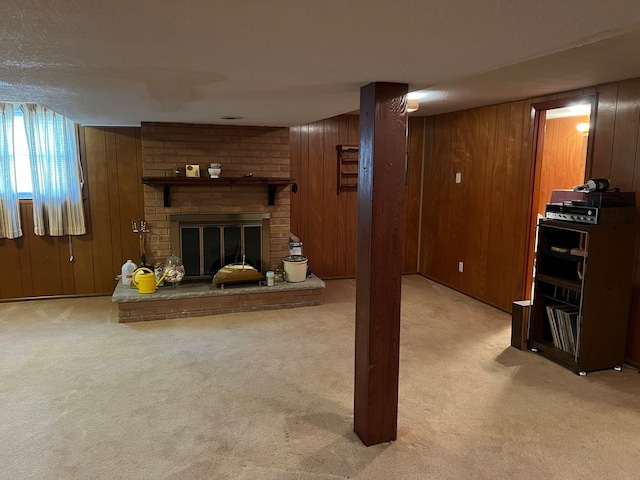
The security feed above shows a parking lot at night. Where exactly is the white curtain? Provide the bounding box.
[0,103,22,239]
[20,103,86,236]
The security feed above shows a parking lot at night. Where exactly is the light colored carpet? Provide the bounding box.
[1,275,639,479]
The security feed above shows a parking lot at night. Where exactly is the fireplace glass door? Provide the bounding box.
[180,224,262,279]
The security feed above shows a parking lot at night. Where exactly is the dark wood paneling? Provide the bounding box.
[298,124,310,268]
[336,116,358,277]
[346,115,360,276]
[615,81,640,364]
[0,127,144,299]
[449,112,467,290]
[307,123,325,276]
[57,234,76,295]
[0,237,23,297]
[466,106,497,298]
[84,128,118,293]
[321,118,339,277]
[0,204,28,298]
[114,128,145,270]
[485,103,510,305]
[590,83,618,178]
[106,129,123,275]
[420,99,534,309]
[404,117,424,272]
[17,203,35,297]
[289,126,301,237]
[427,114,454,285]
[25,206,64,296]
[335,118,348,277]
[419,117,435,275]
[72,128,97,294]
[417,78,640,365]
[610,79,640,191]
[498,100,527,309]
[289,114,421,279]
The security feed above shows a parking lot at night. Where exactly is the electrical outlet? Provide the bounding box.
[455,172,462,184]
[458,261,464,273]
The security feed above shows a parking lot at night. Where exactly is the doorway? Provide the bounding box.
[525,94,597,297]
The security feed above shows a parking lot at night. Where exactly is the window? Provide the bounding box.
[13,108,33,198]
[0,102,86,237]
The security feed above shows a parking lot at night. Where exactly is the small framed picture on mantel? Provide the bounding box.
[185,164,200,177]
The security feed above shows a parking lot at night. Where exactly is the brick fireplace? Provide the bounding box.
[112,123,325,322]
[140,122,291,269]
[111,121,324,323]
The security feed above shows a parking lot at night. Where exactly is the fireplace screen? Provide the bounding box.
[180,224,262,278]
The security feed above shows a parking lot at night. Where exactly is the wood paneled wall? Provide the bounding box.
[0,127,144,299]
[419,78,640,365]
[420,101,535,311]
[289,115,423,279]
[587,79,640,365]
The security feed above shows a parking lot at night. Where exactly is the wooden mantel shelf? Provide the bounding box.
[141,176,295,207]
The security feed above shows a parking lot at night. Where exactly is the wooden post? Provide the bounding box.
[354,82,408,446]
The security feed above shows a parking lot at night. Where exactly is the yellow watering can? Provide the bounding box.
[132,267,166,294]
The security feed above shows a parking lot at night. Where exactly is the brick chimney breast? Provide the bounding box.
[141,122,290,270]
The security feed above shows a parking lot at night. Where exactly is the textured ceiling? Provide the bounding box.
[2,0,640,126]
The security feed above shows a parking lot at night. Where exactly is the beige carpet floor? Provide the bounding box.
[1,275,639,479]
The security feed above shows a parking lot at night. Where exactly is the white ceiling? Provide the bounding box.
[3,0,640,127]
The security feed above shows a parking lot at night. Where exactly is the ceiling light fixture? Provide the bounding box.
[407,99,419,113]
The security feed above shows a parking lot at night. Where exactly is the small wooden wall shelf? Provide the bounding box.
[337,144,359,194]
[141,177,295,207]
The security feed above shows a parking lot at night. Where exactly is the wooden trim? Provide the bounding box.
[523,93,598,299]
[531,94,597,114]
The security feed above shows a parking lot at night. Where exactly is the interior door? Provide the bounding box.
[525,95,597,298]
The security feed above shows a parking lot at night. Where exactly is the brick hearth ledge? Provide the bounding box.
[111,275,325,322]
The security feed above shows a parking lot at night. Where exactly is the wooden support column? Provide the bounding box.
[354,82,408,446]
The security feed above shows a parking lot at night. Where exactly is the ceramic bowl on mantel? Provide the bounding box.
[208,163,222,178]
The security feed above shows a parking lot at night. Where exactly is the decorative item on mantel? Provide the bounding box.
[208,163,222,178]
[185,164,200,178]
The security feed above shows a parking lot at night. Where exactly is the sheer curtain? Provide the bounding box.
[0,103,22,239]
[20,103,86,236]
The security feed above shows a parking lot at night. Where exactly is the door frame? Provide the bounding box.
[522,93,599,299]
